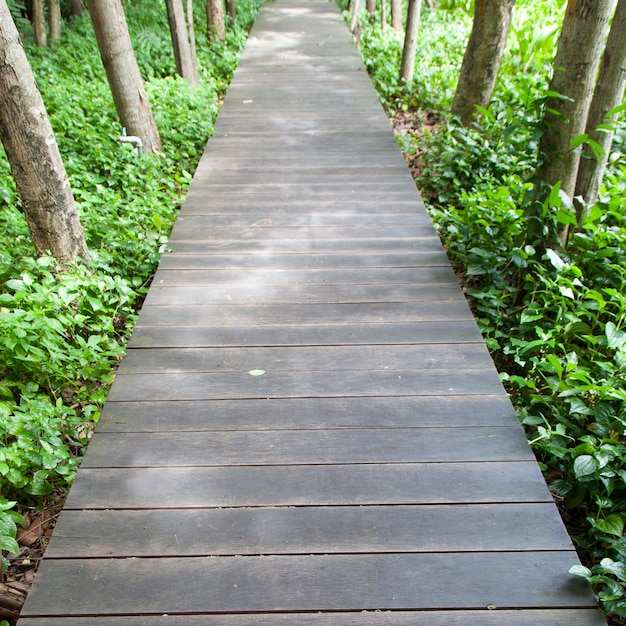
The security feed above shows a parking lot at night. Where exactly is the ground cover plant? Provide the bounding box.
[0,0,262,605]
[346,0,626,621]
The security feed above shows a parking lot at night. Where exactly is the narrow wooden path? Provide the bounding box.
[20,1,605,623]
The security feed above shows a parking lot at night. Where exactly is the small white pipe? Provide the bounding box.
[117,134,143,157]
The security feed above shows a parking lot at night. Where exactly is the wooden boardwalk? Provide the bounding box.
[20,1,605,623]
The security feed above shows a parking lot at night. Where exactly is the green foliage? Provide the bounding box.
[354,0,626,620]
[0,0,262,570]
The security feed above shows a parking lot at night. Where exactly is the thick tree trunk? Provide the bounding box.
[451,0,516,126]
[32,0,46,47]
[48,0,61,41]
[86,0,162,153]
[70,0,82,17]
[166,0,198,86]
[574,0,626,217]
[534,0,615,244]
[400,0,420,83]
[366,0,376,14]
[391,0,402,31]
[0,1,88,262]
[206,0,225,41]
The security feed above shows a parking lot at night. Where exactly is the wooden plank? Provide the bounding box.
[17,609,608,625]
[97,395,519,432]
[126,321,485,349]
[157,251,451,270]
[46,503,572,558]
[107,368,503,401]
[81,426,534,467]
[116,344,493,374]
[64,462,552,509]
[142,284,463,307]
[20,552,595,616]
[134,302,474,326]
[149,267,457,286]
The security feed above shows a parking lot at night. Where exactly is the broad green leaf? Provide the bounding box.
[574,454,599,479]
[0,536,19,555]
[606,322,626,349]
[595,515,624,538]
[569,564,592,579]
[545,248,565,270]
[570,133,589,149]
[248,369,266,376]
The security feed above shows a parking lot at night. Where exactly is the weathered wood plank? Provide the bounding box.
[20,552,594,616]
[158,251,450,270]
[46,503,571,558]
[116,344,493,374]
[107,368,503,401]
[64,462,552,509]
[135,302,474,326]
[127,321,484,349]
[150,267,457,286]
[81,426,533,467]
[97,395,519,432]
[17,610,608,625]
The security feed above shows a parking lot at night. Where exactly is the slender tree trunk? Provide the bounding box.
[574,0,626,217]
[451,0,516,126]
[391,0,402,31]
[206,0,225,41]
[533,0,615,245]
[86,0,162,153]
[165,0,198,86]
[187,0,198,74]
[70,0,82,17]
[350,0,361,34]
[226,0,235,24]
[32,0,46,47]
[0,0,88,262]
[381,0,387,31]
[48,0,61,41]
[400,0,421,83]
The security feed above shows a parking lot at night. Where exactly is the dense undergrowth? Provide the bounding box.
[0,0,261,573]
[346,0,626,620]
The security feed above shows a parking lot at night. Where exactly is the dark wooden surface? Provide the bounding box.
[19,0,605,623]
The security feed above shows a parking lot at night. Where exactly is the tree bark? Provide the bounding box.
[400,0,421,84]
[391,0,402,31]
[366,0,376,14]
[165,0,198,86]
[226,0,235,24]
[534,0,615,244]
[32,0,46,47]
[574,0,626,216]
[86,0,162,153]
[187,0,198,73]
[349,0,361,34]
[70,0,82,17]
[206,0,225,41]
[0,0,88,262]
[451,0,516,126]
[48,0,61,41]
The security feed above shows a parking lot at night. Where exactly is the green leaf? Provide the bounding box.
[0,536,19,555]
[570,133,589,149]
[595,515,624,538]
[574,454,599,479]
[248,369,266,376]
[606,322,626,350]
[545,248,565,270]
[569,564,592,579]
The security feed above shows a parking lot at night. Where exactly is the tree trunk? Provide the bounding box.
[165,0,198,86]
[70,0,82,17]
[32,0,46,47]
[366,0,376,14]
[48,0,61,41]
[381,0,387,31]
[574,0,626,217]
[533,0,615,245]
[206,0,225,41]
[226,0,235,24]
[349,0,361,34]
[86,0,162,153]
[451,0,516,126]
[187,0,198,73]
[391,0,402,31]
[400,0,421,84]
[0,0,88,262]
